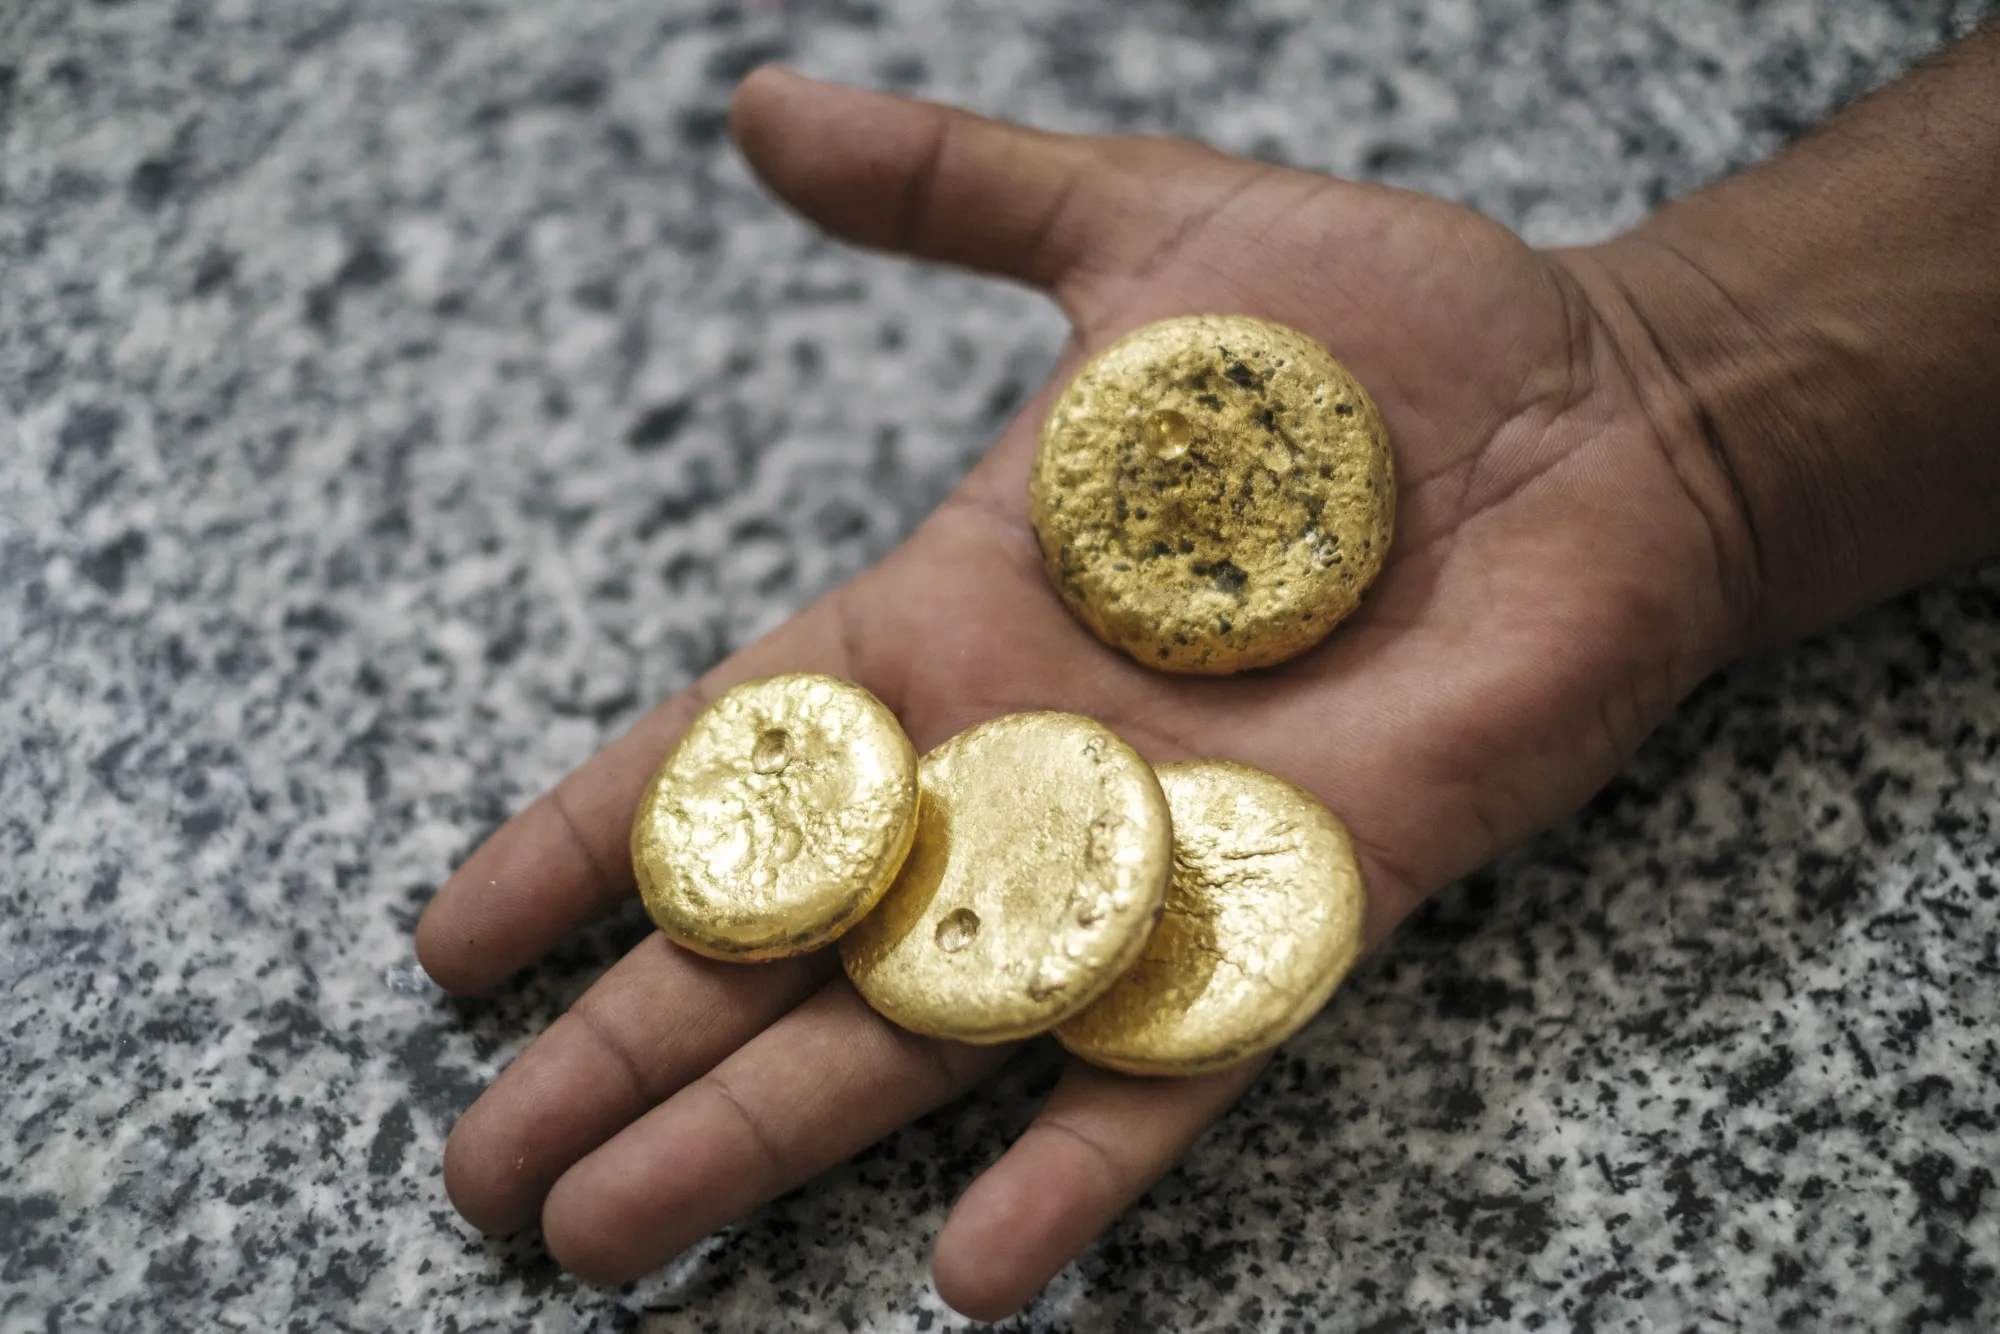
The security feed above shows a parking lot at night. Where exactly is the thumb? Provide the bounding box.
[729,67,1176,307]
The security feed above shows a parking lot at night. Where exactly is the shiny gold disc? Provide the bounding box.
[1056,760,1367,1076]
[839,712,1173,1043]
[631,674,918,962]
[1029,314,1395,674]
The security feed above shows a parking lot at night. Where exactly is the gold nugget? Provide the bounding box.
[840,713,1173,1043]
[1057,761,1367,1076]
[1029,315,1395,674]
[631,674,918,961]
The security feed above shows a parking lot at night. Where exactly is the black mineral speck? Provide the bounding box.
[78,530,147,593]
[1207,559,1249,593]
[626,398,694,451]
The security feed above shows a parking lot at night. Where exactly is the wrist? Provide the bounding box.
[1558,221,1870,658]
[1548,235,1774,664]
[1558,23,2000,654]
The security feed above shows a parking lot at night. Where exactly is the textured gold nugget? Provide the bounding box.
[631,674,918,961]
[840,713,1173,1043]
[1030,315,1395,674]
[1057,760,1367,1076]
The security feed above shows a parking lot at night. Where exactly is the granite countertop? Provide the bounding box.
[6,1,1999,1330]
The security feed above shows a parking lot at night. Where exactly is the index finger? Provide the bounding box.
[415,590,870,995]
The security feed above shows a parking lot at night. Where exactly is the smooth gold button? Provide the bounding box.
[1056,760,1367,1076]
[1029,314,1395,674]
[631,674,918,961]
[840,712,1173,1043]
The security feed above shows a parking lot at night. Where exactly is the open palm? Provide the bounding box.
[417,69,1749,1319]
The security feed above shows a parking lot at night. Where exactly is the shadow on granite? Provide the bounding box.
[4,0,1997,1330]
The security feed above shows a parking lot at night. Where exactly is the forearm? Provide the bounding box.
[1580,19,2000,650]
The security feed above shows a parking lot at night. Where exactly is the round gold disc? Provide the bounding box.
[1056,760,1367,1076]
[631,674,918,962]
[1029,314,1395,674]
[839,712,1173,1043]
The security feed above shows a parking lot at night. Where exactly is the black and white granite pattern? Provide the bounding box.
[5,1,1999,1329]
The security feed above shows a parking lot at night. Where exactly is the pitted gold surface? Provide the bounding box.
[1056,760,1367,1076]
[840,713,1173,1043]
[1029,315,1395,674]
[631,674,917,961]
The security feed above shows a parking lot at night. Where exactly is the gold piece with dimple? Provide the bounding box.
[839,712,1174,1044]
[1056,760,1367,1076]
[1029,314,1395,674]
[631,674,918,962]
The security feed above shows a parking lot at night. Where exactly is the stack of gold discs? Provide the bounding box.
[631,677,1368,1073]
[628,315,1391,1074]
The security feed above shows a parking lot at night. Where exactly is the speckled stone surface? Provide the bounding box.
[5,1,1999,1329]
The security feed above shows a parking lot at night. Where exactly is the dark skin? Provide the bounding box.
[417,22,2000,1322]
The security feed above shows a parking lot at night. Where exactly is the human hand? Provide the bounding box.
[415,68,1754,1319]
